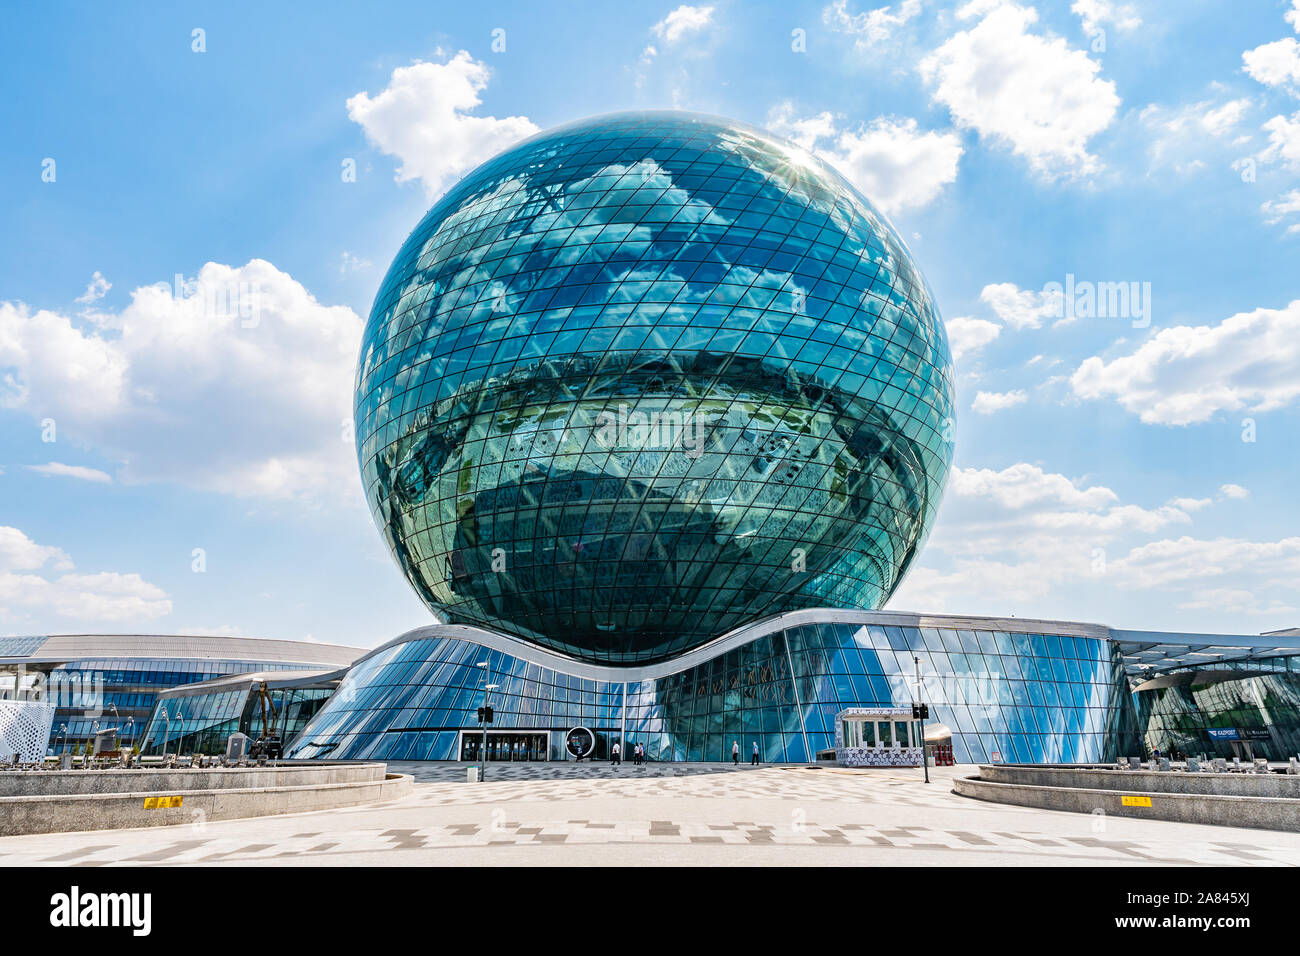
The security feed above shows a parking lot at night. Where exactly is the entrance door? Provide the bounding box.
[460,732,549,761]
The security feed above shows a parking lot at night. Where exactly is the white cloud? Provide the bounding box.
[919,1,1120,178]
[1259,111,1300,170]
[0,526,170,624]
[75,271,111,305]
[949,463,1120,511]
[892,462,1294,623]
[652,5,714,44]
[1071,0,1141,36]
[338,251,372,276]
[1262,187,1300,233]
[1289,0,1300,32]
[978,281,1062,329]
[1112,536,1300,590]
[1219,483,1250,499]
[890,462,1200,611]
[971,388,1027,414]
[1243,36,1300,93]
[823,0,922,46]
[0,527,72,573]
[1201,98,1252,137]
[1070,298,1300,425]
[346,52,539,196]
[1177,588,1297,616]
[25,462,113,484]
[767,105,963,214]
[1140,97,1252,173]
[1168,496,1212,512]
[945,315,1001,360]
[0,259,363,502]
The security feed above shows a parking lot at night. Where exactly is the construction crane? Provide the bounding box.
[248,680,283,759]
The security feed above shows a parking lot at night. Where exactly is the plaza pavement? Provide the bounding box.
[1,762,1298,866]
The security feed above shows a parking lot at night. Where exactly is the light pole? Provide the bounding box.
[160,707,170,758]
[478,668,499,784]
[475,661,489,781]
[105,703,119,750]
[913,656,929,785]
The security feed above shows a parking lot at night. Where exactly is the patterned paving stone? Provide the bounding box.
[2,766,1298,867]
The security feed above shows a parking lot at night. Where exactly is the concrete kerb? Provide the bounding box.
[953,765,1300,833]
[0,762,411,836]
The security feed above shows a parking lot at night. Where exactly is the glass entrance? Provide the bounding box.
[460,731,549,761]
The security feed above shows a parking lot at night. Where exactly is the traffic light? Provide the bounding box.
[476,706,494,724]
[912,703,929,720]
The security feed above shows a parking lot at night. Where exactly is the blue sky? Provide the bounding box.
[1,0,1298,648]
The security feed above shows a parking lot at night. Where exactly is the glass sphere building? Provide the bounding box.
[355,111,954,665]
[288,110,1290,767]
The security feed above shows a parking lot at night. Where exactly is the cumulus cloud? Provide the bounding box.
[945,315,1001,361]
[1258,111,1300,170]
[767,104,962,214]
[652,5,714,44]
[346,52,539,196]
[1219,483,1250,499]
[971,389,1027,414]
[75,272,111,305]
[823,0,922,46]
[978,281,1062,329]
[1071,0,1141,36]
[1262,188,1300,233]
[1112,536,1300,591]
[948,463,1119,511]
[1243,36,1300,93]
[0,259,362,502]
[889,462,1203,611]
[1140,97,1252,173]
[888,462,1292,623]
[1070,299,1300,425]
[919,1,1119,178]
[0,526,170,624]
[25,462,113,484]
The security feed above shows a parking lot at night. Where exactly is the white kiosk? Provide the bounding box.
[834,706,924,767]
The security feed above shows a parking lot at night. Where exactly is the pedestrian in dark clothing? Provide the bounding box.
[751,741,760,765]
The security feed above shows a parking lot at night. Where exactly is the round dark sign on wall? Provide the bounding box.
[565,727,595,757]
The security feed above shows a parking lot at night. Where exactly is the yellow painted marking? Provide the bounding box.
[1120,795,1152,807]
[143,795,183,809]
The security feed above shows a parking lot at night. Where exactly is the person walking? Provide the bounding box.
[731,740,740,765]
[751,741,760,766]
[611,741,621,767]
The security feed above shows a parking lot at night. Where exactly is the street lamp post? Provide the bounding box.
[914,655,929,785]
[474,661,490,781]
[160,707,170,759]
[476,666,499,784]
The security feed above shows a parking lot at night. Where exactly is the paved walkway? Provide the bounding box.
[2,764,1298,866]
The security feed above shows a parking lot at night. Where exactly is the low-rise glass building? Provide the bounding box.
[138,669,345,755]
[1131,630,1300,761]
[0,635,361,753]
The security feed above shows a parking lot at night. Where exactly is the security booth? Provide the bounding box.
[834,707,925,767]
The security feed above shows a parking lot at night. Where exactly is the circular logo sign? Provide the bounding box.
[565,727,595,758]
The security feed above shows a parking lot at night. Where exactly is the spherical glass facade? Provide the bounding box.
[355,111,954,665]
